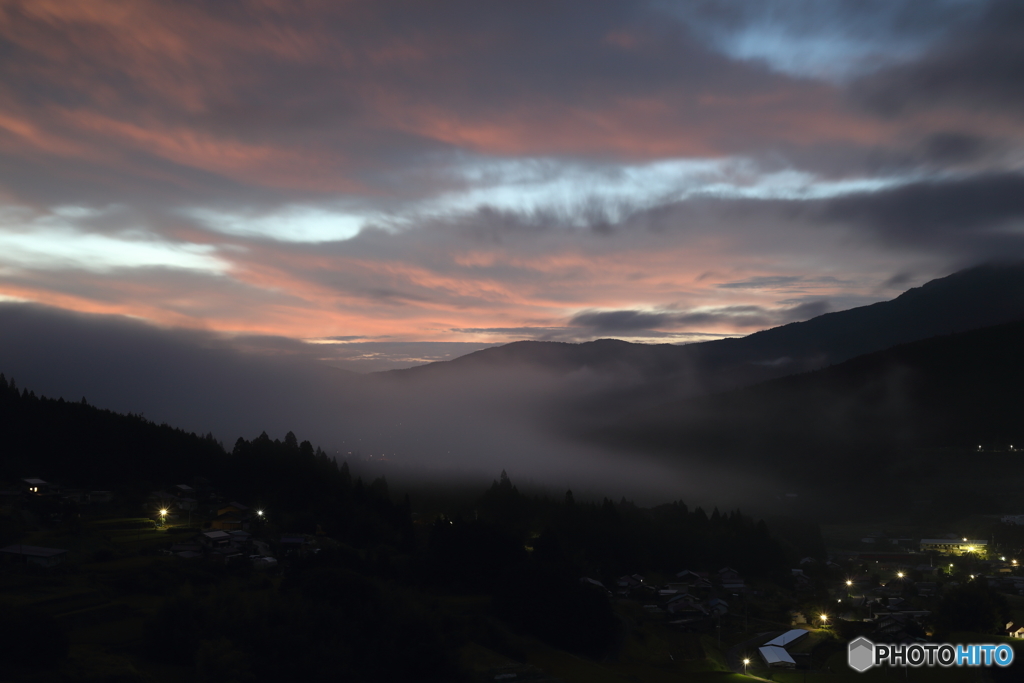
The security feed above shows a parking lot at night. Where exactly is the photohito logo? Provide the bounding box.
[848,637,1014,671]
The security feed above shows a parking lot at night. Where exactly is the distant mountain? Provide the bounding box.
[595,318,1024,516]
[392,263,1024,402]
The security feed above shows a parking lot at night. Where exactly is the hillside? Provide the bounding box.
[393,262,1024,400]
[595,319,1024,517]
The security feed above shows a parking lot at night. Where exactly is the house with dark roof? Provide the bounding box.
[20,478,50,495]
[0,544,68,567]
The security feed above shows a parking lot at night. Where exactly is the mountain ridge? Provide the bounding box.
[387,263,1024,408]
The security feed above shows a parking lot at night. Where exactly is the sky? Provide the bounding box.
[2,0,1024,371]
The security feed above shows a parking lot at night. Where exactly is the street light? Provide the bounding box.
[743,657,750,675]
[820,613,829,627]
[897,571,904,579]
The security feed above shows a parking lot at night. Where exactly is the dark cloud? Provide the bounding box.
[920,133,991,165]
[714,275,848,291]
[717,275,803,289]
[853,0,1024,116]
[881,271,915,289]
[570,300,834,334]
[569,310,677,333]
[449,327,568,337]
[821,173,1024,249]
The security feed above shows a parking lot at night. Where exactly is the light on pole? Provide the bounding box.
[743,657,750,675]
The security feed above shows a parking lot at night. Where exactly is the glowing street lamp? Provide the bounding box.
[820,613,829,627]
[743,657,750,675]
[897,571,904,579]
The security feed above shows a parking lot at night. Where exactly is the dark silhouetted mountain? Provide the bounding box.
[391,263,1024,403]
[596,318,1024,513]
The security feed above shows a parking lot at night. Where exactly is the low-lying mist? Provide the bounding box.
[0,303,773,511]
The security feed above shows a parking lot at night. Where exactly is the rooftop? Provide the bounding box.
[0,545,68,557]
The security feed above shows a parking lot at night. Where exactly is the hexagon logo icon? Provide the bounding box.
[848,636,875,672]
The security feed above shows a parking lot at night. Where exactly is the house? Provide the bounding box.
[617,575,642,589]
[666,592,698,606]
[718,566,746,591]
[20,478,50,495]
[759,645,796,668]
[199,530,231,548]
[705,598,728,617]
[667,600,707,617]
[718,566,741,580]
[211,512,244,530]
[0,545,68,567]
[212,502,251,530]
[764,629,809,648]
[1006,623,1024,638]
[919,538,988,557]
[875,613,913,640]
[279,535,306,555]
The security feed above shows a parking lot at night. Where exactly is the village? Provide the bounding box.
[5,472,1024,680]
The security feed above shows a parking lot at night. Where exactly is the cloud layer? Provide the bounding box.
[1,0,1023,367]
